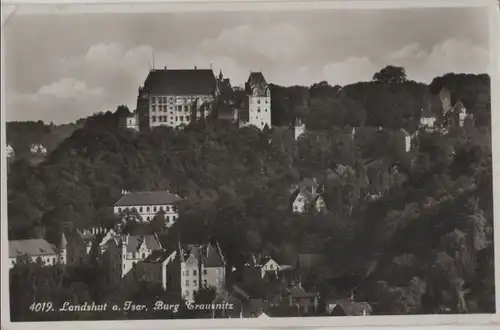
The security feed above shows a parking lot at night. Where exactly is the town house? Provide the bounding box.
[9,239,62,269]
[102,233,163,286]
[156,243,226,302]
[290,178,326,214]
[243,254,281,282]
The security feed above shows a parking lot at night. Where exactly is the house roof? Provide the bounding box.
[327,299,372,316]
[142,68,217,95]
[245,254,275,268]
[9,239,57,258]
[114,191,181,207]
[245,72,269,97]
[143,249,175,263]
[180,243,226,267]
[124,234,162,253]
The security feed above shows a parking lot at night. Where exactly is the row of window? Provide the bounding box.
[152,115,191,123]
[151,96,208,104]
[185,279,208,286]
[182,269,208,276]
[255,99,269,104]
[117,206,176,213]
[255,108,268,113]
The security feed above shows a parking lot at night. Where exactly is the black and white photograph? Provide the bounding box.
[1,0,498,326]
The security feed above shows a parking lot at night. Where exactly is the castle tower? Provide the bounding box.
[294,117,305,140]
[245,72,271,130]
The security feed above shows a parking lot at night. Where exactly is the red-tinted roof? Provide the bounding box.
[143,69,216,95]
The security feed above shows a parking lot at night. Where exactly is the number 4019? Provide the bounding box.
[29,302,53,312]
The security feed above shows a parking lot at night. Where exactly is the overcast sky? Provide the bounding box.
[4,7,490,124]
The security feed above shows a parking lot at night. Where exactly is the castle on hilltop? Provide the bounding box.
[126,66,272,131]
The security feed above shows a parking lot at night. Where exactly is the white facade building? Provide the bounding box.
[243,255,281,281]
[240,72,271,130]
[136,68,218,129]
[9,239,63,269]
[113,190,182,226]
[102,233,163,286]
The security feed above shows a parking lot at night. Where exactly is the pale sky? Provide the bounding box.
[4,8,490,124]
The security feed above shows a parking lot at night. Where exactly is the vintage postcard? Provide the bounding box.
[1,0,499,329]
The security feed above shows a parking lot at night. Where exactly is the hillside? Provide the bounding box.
[6,71,494,316]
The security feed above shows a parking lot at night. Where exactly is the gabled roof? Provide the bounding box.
[143,68,217,95]
[9,239,57,258]
[326,299,372,316]
[124,234,162,253]
[245,254,276,268]
[179,242,226,267]
[115,191,181,207]
[143,249,176,264]
[245,72,269,97]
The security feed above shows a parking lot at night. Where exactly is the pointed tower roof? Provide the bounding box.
[61,232,68,249]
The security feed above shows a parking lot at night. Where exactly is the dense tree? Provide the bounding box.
[7,70,494,319]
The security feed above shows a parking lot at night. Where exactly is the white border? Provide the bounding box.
[1,0,499,329]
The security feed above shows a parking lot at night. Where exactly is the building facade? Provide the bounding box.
[136,67,219,129]
[113,190,182,226]
[243,255,281,281]
[61,228,98,267]
[291,178,326,214]
[9,239,62,269]
[102,233,163,286]
[152,243,227,302]
[239,72,271,130]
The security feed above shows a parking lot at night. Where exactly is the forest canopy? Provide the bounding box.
[7,68,494,316]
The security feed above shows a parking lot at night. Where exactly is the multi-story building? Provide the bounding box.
[9,239,62,269]
[101,233,163,286]
[61,228,100,267]
[239,72,272,130]
[113,190,182,227]
[144,243,226,302]
[140,250,177,290]
[136,67,221,129]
